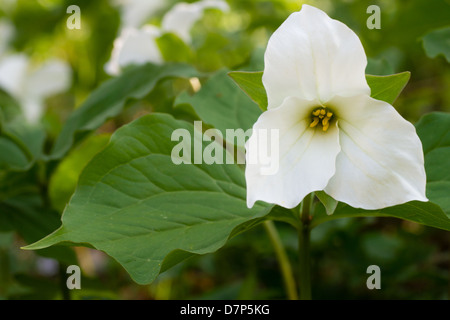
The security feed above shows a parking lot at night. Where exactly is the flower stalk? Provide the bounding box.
[263,221,298,300]
[298,193,313,300]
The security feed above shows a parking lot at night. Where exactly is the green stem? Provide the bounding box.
[263,220,298,300]
[298,193,312,300]
[59,263,71,300]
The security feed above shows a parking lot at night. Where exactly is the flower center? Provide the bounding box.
[310,107,334,131]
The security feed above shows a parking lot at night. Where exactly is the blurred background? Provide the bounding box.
[0,0,448,299]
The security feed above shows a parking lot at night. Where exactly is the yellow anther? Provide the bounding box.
[310,106,334,131]
[310,117,320,128]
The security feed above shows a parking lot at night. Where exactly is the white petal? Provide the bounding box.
[105,26,163,76]
[263,4,370,109]
[0,54,28,97]
[116,0,165,29]
[324,94,428,209]
[245,96,341,209]
[161,0,229,43]
[25,59,71,99]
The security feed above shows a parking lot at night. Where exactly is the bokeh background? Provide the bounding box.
[0,0,448,299]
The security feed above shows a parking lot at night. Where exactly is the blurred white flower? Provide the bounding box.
[112,0,166,29]
[162,0,230,43]
[0,54,71,123]
[105,0,229,75]
[245,5,427,210]
[104,25,163,76]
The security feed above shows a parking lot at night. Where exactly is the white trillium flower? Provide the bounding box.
[113,0,166,29]
[245,5,428,210]
[105,0,229,75]
[161,0,230,43]
[104,25,163,76]
[0,54,71,123]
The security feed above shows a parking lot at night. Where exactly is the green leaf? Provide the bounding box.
[0,137,30,171]
[228,71,267,111]
[228,71,410,109]
[50,63,198,159]
[415,112,450,155]
[315,191,338,216]
[365,72,411,104]
[0,91,46,172]
[48,134,111,212]
[312,201,450,231]
[175,70,262,146]
[0,124,46,172]
[156,33,193,64]
[422,27,450,63]
[416,112,450,216]
[25,114,271,284]
[0,195,77,265]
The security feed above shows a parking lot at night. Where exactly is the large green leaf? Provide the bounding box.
[174,70,261,146]
[228,71,411,111]
[422,27,450,63]
[25,114,271,284]
[416,112,450,216]
[50,63,198,159]
[311,201,450,231]
[48,134,110,213]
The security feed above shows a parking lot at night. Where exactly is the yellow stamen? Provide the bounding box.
[310,117,320,128]
[309,106,334,132]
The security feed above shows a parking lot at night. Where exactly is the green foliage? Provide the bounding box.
[25,114,272,284]
[0,0,449,300]
[312,201,450,231]
[50,63,198,159]
[422,27,450,63]
[228,71,268,111]
[365,72,411,104]
[48,134,110,212]
[229,71,411,109]
[415,112,450,216]
[175,70,261,145]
